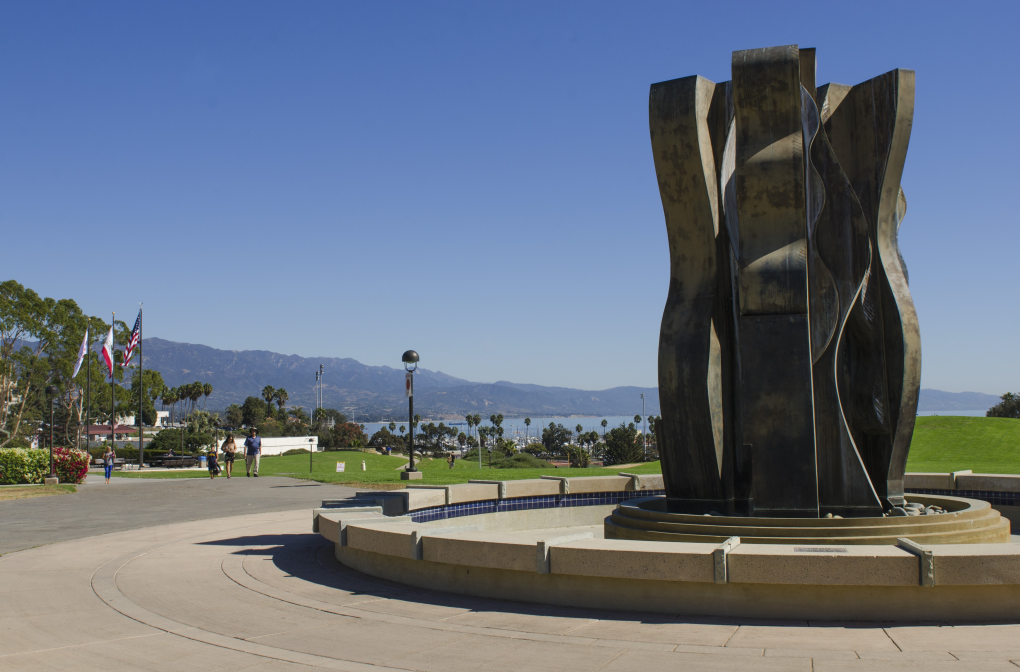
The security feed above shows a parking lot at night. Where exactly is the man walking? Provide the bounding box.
[244,428,261,477]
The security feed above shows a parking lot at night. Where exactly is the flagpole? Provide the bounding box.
[138,306,144,469]
[110,312,115,449]
[86,320,91,456]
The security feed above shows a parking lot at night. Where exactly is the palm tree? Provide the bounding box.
[167,387,179,425]
[202,383,213,410]
[524,417,531,443]
[289,406,309,425]
[601,418,608,439]
[575,424,583,445]
[388,422,396,432]
[190,382,202,415]
[262,385,276,416]
[274,388,288,417]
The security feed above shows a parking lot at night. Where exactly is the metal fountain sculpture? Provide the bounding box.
[653,45,919,518]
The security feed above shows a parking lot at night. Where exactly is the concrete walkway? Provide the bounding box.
[2,510,1020,671]
[0,475,358,556]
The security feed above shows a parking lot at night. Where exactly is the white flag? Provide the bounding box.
[72,327,88,378]
[101,326,115,376]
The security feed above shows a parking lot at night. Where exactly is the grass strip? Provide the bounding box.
[0,484,77,501]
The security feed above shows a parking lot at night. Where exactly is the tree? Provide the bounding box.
[987,393,1020,419]
[634,414,642,424]
[225,404,243,427]
[129,368,165,429]
[313,407,346,426]
[241,396,266,427]
[262,385,276,416]
[333,421,368,448]
[369,427,405,449]
[601,418,608,439]
[202,382,213,410]
[189,381,202,414]
[388,422,396,432]
[603,423,644,466]
[541,422,571,454]
[289,406,309,425]
[274,388,288,415]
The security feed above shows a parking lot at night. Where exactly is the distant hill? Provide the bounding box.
[917,389,1000,413]
[140,338,659,420]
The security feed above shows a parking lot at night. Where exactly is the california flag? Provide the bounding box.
[101,326,115,376]
[72,327,88,378]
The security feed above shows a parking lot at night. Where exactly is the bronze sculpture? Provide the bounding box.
[652,45,919,518]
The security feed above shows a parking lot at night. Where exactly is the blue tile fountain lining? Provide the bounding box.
[905,488,1019,507]
[405,489,667,524]
[404,488,1013,523]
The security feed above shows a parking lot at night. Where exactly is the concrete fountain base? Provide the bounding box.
[606,494,1012,545]
[313,476,1020,621]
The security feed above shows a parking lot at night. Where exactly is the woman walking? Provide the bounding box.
[207,443,221,480]
[220,434,237,478]
[102,446,115,484]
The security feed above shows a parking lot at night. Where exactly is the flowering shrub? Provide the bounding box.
[0,448,49,485]
[54,447,90,484]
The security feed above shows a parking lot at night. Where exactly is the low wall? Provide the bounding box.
[905,470,1020,526]
[232,436,320,456]
[312,473,1020,621]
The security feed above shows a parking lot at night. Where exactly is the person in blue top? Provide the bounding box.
[244,428,261,477]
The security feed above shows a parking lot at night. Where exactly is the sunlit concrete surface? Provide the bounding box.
[3,508,1020,671]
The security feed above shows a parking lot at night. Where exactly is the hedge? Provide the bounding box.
[0,447,88,484]
[0,448,49,485]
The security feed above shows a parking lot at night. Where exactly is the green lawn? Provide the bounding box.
[113,416,1019,486]
[113,450,663,486]
[906,416,1020,474]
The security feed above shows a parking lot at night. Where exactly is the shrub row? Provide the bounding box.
[0,447,90,484]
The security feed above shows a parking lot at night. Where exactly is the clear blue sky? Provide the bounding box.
[2,1,1017,393]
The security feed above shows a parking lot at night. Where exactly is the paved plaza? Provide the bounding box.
[0,475,358,556]
[1,481,1019,671]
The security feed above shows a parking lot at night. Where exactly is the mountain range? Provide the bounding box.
[132,338,1003,420]
[140,338,659,420]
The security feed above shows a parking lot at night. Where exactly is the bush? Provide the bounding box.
[0,448,51,484]
[493,453,551,469]
[53,447,90,484]
[566,444,591,468]
[522,443,545,456]
[603,423,644,466]
[282,448,310,455]
[147,429,214,454]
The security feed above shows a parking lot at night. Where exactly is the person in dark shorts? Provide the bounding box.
[220,434,238,478]
[207,444,221,479]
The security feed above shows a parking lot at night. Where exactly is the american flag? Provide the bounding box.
[121,311,141,367]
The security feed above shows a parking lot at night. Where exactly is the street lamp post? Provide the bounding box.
[45,385,59,483]
[401,350,419,479]
[641,393,647,460]
[309,437,314,474]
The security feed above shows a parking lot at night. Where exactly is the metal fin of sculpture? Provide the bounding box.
[652,46,919,517]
